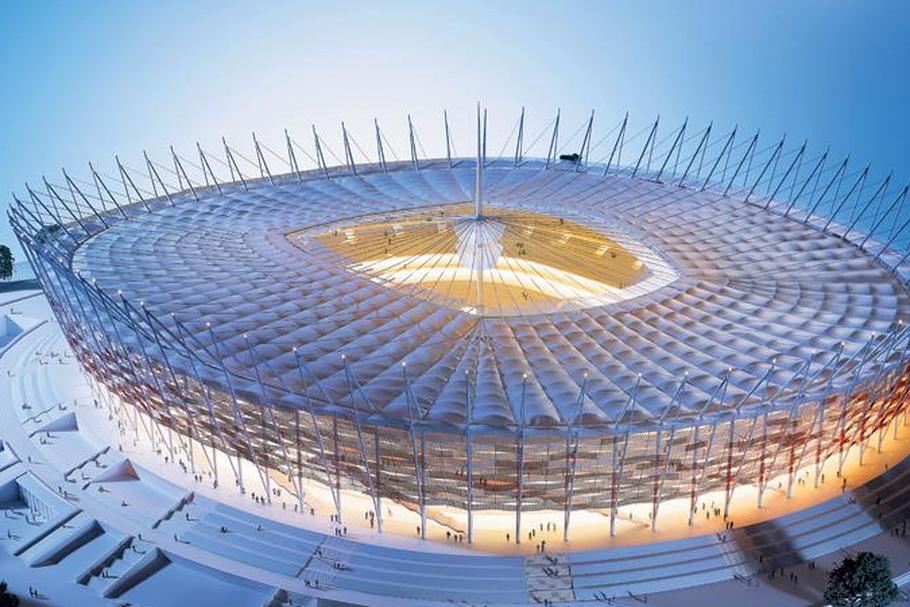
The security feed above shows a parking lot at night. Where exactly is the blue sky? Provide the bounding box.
[1,1,909,264]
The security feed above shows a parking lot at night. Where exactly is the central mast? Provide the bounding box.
[475,104,485,220]
[474,104,487,311]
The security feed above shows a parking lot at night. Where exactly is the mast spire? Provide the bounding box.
[475,103,484,219]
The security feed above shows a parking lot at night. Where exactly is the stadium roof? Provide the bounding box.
[70,158,910,432]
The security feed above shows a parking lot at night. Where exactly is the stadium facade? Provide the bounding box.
[10,109,910,546]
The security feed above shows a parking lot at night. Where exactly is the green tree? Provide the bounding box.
[0,581,18,607]
[0,245,13,281]
[825,552,900,607]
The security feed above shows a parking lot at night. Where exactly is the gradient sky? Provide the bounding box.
[1,0,909,264]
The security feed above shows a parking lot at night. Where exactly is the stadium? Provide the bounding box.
[5,107,910,605]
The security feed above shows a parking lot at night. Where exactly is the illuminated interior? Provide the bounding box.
[290,203,677,316]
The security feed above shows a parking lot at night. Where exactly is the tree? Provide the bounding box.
[0,581,18,607]
[0,245,13,281]
[825,552,900,607]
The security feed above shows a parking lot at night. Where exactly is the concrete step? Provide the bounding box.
[525,553,575,604]
[82,536,156,594]
[101,546,171,599]
[20,510,95,566]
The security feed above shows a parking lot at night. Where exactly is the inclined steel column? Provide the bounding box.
[803,157,849,225]
[240,336,280,502]
[375,119,389,173]
[862,337,910,458]
[514,107,525,167]
[861,185,909,251]
[655,117,687,183]
[575,110,594,172]
[222,138,248,189]
[563,373,587,542]
[877,343,910,452]
[402,364,426,539]
[545,109,560,170]
[173,319,240,485]
[724,132,760,197]
[727,363,786,512]
[79,280,148,446]
[24,186,76,242]
[10,198,77,261]
[782,149,828,216]
[293,349,342,523]
[515,375,527,545]
[408,115,420,172]
[814,405,829,488]
[787,404,822,498]
[652,426,664,530]
[121,299,188,463]
[178,372,217,480]
[465,370,475,544]
[765,136,787,197]
[342,357,384,533]
[602,113,627,178]
[114,155,151,212]
[57,171,109,227]
[143,309,221,477]
[835,341,878,474]
[35,259,120,439]
[631,116,659,179]
[373,431,382,526]
[609,374,642,536]
[285,130,302,181]
[311,124,329,179]
[252,132,274,184]
[756,400,805,506]
[245,335,310,503]
[762,344,837,502]
[701,127,738,191]
[46,269,111,398]
[609,431,630,538]
[73,275,158,448]
[842,174,892,238]
[115,299,180,454]
[40,179,88,233]
[118,303,179,461]
[206,324,274,495]
[295,410,304,514]
[688,421,702,526]
[678,124,712,186]
[693,423,718,516]
[170,147,200,200]
[420,431,428,537]
[332,416,342,523]
[87,283,164,450]
[340,123,357,177]
[722,418,735,517]
[141,152,174,205]
[443,111,453,169]
[688,374,728,517]
[653,424,676,531]
[765,141,807,207]
[822,166,871,233]
[744,137,786,204]
[653,375,686,529]
[756,413,769,508]
[196,143,223,194]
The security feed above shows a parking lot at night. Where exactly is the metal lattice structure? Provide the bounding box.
[9,108,910,544]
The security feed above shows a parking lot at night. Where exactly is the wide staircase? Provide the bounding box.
[134,453,910,606]
[171,497,530,604]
